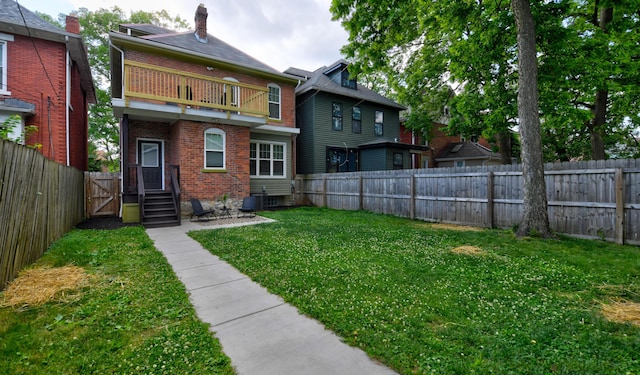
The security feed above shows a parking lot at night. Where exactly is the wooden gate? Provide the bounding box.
[85,172,121,217]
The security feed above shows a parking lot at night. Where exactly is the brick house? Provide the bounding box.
[109,4,299,227]
[400,119,501,168]
[0,0,95,170]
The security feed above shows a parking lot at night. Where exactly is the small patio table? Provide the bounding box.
[219,207,232,219]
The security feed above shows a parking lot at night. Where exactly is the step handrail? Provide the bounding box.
[169,165,181,223]
[136,165,145,223]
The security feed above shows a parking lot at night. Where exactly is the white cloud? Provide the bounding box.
[17,0,349,72]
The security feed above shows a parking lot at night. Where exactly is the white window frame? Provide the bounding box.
[204,128,226,170]
[268,83,281,120]
[0,33,14,95]
[223,77,239,108]
[0,113,23,142]
[250,141,287,178]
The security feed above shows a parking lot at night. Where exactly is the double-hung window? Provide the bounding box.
[250,141,285,177]
[352,106,361,134]
[332,102,342,131]
[268,84,281,119]
[204,128,225,169]
[374,110,384,136]
[0,34,14,95]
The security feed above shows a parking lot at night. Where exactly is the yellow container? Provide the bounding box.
[122,203,140,223]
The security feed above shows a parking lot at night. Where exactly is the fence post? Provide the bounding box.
[323,175,327,208]
[359,175,363,210]
[487,172,494,228]
[410,174,416,220]
[615,168,624,244]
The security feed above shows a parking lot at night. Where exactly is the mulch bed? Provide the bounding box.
[76,217,138,230]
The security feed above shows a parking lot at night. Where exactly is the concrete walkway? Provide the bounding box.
[146,219,397,375]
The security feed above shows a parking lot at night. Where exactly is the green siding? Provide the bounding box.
[296,91,403,174]
[296,91,316,174]
[360,148,386,171]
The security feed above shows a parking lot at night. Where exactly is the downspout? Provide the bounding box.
[110,42,127,196]
[66,36,71,166]
[110,42,125,100]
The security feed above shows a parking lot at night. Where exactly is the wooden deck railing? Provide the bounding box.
[124,60,269,117]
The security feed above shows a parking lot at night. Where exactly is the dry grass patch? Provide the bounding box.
[422,223,483,232]
[451,245,487,256]
[601,300,640,327]
[1,266,91,308]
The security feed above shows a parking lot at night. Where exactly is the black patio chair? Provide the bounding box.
[237,196,257,218]
[190,198,216,222]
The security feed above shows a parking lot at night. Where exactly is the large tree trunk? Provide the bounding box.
[590,6,613,160]
[497,131,513,164]
[512,0,553,238]
[591,90,608,160]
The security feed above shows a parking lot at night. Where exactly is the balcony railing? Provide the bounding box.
[123,60,269,118]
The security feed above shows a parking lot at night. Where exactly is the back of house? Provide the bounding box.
[110,4,299,226]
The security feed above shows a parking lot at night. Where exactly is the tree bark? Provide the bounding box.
[590,6,613,160]
[497,131,513,164]
[512,0,553,238]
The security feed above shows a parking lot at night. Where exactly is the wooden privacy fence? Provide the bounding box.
[295,158,640,245]
[0,140,85,290]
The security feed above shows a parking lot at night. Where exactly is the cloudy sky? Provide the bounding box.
[16,0,350,72]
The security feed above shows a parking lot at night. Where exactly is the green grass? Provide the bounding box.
[190,207,640,374]
[0,226,234,375]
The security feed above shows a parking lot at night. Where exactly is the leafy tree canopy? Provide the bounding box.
[331,0,640,161]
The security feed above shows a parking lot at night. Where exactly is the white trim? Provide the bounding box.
[135,138,165,190]
[204,127,226,170]
[223,77,240,108]
[249,140,287,179]
[0,35,13,95]
[252,124,299,135]
[267,83,281,120]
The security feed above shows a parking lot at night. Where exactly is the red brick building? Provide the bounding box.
[0,1,95,170]
[110,4,299,226]
[400,120,499,168]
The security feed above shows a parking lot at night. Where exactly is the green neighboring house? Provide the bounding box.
[286,60,427,174]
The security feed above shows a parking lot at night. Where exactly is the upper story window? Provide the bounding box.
[223,77,239,107]
[374,110,384,136]
[341,69,357,90]
[268,84,281,119]
[0,34,14,95]
[352,106,361,134]
[332,102,342,131]
[250,141,286,177]
[0,114,23,142]
[204,128,225,169]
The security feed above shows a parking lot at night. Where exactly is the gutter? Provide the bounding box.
[110,42,125,100]
[65,40,70,166]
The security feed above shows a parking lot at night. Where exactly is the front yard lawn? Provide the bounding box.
[0,226,234,375]
[190,207,640,374]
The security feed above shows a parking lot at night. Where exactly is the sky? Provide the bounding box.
[15,0,350,72]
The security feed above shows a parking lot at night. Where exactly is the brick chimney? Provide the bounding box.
[194,4,208,43]
[65,15,80,34]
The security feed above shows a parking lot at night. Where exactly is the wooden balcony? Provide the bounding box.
[120,60,269,120]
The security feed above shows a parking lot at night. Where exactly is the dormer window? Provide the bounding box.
[341,69,357,90]
[324,62,357,89]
